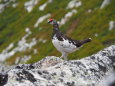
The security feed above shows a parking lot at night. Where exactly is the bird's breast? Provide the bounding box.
[52,36,79,53]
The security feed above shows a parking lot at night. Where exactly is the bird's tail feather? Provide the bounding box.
[81,38,92,44]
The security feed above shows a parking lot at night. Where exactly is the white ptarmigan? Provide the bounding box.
[48,19,92,60]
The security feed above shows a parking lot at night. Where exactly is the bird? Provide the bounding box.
[48,19,92,60]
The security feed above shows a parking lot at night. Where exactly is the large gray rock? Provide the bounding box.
[0,45,115,86]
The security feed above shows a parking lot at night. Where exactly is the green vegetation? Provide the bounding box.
[0,0,115,64]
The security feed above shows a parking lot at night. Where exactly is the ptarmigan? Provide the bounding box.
[48,19,92,60]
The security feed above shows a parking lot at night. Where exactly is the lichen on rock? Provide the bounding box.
[0,45,115,86]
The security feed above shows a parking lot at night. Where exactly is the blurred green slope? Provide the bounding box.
[0,0,115,64]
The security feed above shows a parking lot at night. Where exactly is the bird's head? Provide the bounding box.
[48,19,57,25]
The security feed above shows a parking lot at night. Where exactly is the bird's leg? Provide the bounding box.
[60,55,64,59]
[64,53,68,61]
[60,52,68,61]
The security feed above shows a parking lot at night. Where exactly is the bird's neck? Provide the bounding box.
[53,23,60,34]
[52,23,61,39]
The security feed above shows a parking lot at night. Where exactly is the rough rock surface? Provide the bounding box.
[0,45,115,86]
[98,71,115,86]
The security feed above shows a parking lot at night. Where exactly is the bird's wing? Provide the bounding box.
[58,35,77,49]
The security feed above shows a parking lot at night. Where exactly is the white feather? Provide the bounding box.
[52,35,79,54]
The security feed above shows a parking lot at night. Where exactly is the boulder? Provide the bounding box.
[0,45,115,86]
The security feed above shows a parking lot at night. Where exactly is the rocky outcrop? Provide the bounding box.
[0,45,115,86]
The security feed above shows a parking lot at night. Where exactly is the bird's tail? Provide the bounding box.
[81,38,92,44]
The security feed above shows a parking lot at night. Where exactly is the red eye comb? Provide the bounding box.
[49,18,53,21]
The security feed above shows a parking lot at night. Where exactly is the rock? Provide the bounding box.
[66,0,82,9]
[98,71,115,86]
[0,0,17,13]
[0,45,115,86]
[0,73,8,86]
[100,0,112,9]
[0,28,37,62]
[109,21,115,31]
[39,0,53,11]
[24,0,40,13]
[34,13,51,28]
[0,4,5,13]
[60,9,77,26]
[0,63,14,73]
